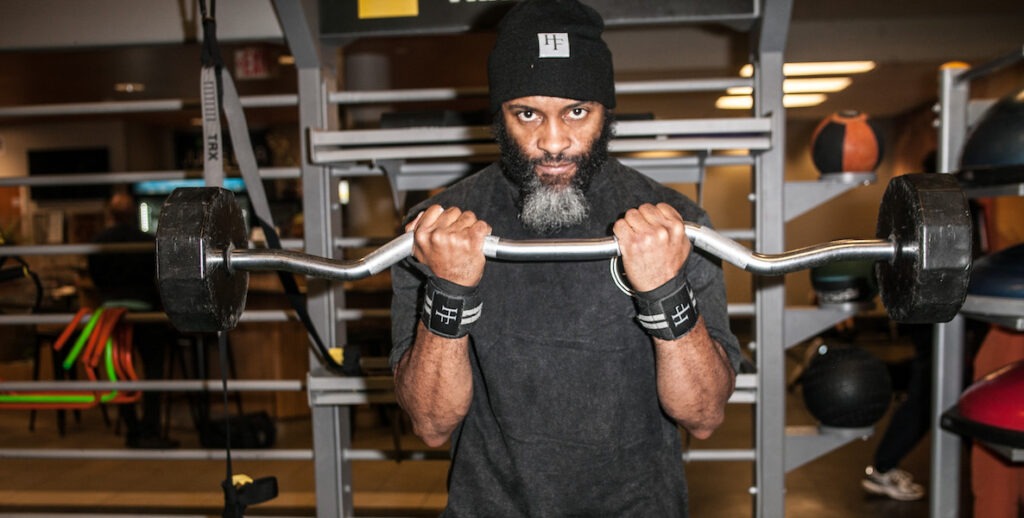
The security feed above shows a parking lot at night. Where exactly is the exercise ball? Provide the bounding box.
[810,110,884,175]
[968,243,1024,299]
[801,344,893,428]
[960,87,1024,169]
[942,360,1024,448]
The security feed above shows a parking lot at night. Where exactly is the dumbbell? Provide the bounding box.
[156,173,971,333]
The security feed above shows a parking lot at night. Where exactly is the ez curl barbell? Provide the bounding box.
[156,173,971,333]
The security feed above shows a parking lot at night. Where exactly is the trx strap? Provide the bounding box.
[198,2,277,515]
[198,0,355,377]
[217,332,277,517]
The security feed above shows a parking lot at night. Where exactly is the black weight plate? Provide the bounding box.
[156,187,248,332]
[875,174,972,323]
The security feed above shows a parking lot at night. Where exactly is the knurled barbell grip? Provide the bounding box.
[216,223,898,281]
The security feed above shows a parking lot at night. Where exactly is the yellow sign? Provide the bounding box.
[358,0,419,19]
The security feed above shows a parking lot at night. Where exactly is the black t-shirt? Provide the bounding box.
[390,159,740,517]
[88,223,160,308]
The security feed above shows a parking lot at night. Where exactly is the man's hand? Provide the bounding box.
[408,205,492,287]
[395,205,487,447]
[613,203,691,292]
[615,203,734,438]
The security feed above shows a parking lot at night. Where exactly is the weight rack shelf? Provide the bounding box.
[310,117,772,198]
[963,182,1024,198]
[960,295,1024,330]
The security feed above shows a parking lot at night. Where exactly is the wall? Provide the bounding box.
[0,0,283,50]
[0,120,128,242]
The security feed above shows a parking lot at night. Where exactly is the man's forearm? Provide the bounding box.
[653,317,736,439]
[394,322,474,447]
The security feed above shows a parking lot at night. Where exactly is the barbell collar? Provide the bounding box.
[217,224,897,281]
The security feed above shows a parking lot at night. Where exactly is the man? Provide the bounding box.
[89,191,178,449]
[389,0,741,514]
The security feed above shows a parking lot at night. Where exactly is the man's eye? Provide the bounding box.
[567,108,588,120]
[517,110,537,122]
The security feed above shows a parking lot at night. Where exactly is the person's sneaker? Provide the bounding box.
[861,466,925,501]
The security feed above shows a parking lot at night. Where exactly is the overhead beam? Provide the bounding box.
[0,0,282,50]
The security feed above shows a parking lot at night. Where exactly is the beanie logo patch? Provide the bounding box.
[537,33,570,58]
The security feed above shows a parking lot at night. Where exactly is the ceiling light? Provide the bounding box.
[739,61,876,78]
[725,86,753,95]
[727,78,852,95]
[785,77,851,93]
[278,54,295,66]
[716,95,753,110]
[784,61,875,76]
[715,93,828,110]
[782,93,828,107]
[114,82,145,93]
[337,180,350,205]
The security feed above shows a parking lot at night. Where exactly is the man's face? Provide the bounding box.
[495,95,613,234]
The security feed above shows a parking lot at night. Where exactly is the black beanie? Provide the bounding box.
[488,0,615,113]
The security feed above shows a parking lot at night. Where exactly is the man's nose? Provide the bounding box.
[537,119,571,157]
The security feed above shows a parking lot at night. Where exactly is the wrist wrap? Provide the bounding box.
[421,277,483,339]
[634,274,700,341]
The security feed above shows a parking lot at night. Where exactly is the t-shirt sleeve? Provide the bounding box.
[386,177,481,371]
[389,256,424,372]
[681,210,743,375]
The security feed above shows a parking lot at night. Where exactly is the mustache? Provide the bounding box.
[532,153,584,167]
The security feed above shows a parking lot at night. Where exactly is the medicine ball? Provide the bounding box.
[810,110,884,175]
[800,344,893,428]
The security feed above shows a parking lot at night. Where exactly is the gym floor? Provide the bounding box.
[0,330,940,517]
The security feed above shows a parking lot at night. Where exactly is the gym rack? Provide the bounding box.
[273,1,878,516]
[0,1,887,516]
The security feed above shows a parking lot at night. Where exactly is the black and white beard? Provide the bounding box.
[494,113,614,235]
